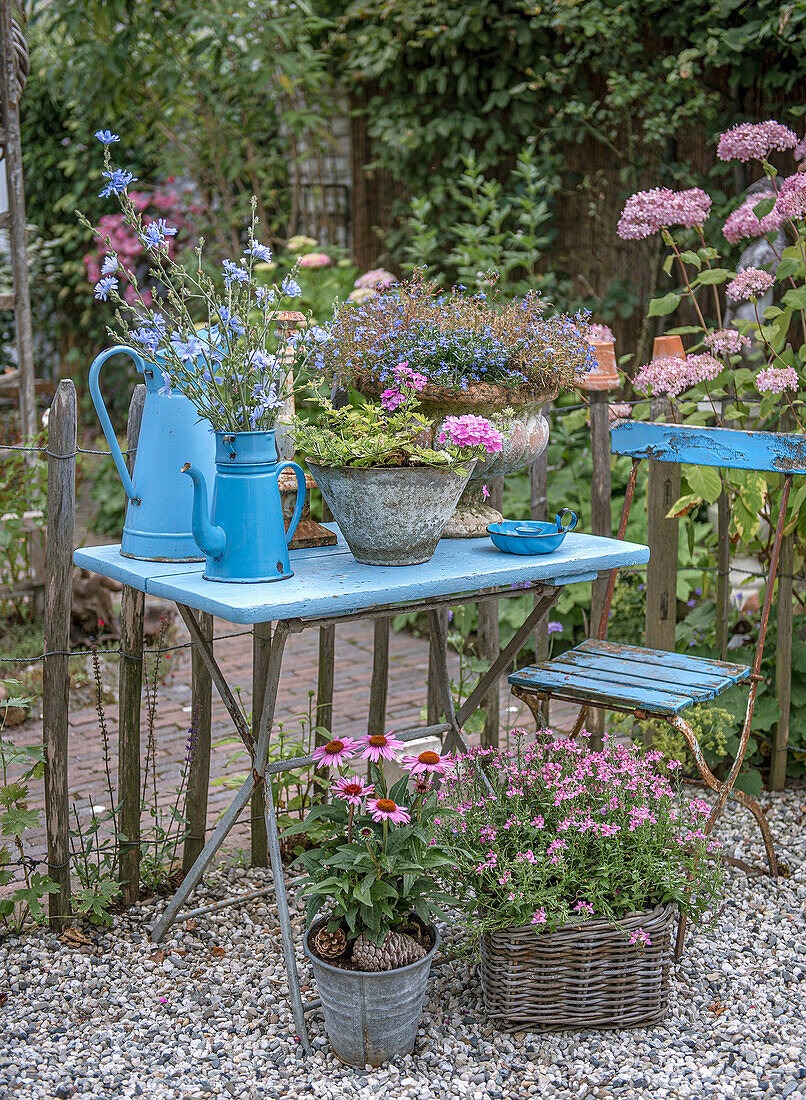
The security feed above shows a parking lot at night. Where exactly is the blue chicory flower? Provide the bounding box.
[100,255,118,276]
[99,169,137,198]
[170,334,205,362]
[131,326,161,352]
[158,371,172,397]
[94,276,118,301]
[244,244,273,263]
[218,308,245,335]
[141,219,178,249]
[94,130,120,145]
[281,276,302,298]
[222,259,249,286]
[255,285,276,305]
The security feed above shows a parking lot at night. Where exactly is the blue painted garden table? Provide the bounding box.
[75,526,649,1049]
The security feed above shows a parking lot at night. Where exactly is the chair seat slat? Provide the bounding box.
[509,665,694,714]
[577,639,751,683]
[551,649,741,691]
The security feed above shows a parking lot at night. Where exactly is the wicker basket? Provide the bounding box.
[480,904,677,1031]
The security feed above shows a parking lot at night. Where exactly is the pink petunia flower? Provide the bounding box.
[332,776,375,806]
[717,120,798,163]
[359,731,405,762]
[311,737,359,768]
[367,797,411,825]
[402,749,452,776]
[756,365,799,394]
[725,267,775,303]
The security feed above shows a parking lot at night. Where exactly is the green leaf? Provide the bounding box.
[695,268,731,286]
[684,464,722,504]
[783,285,806,311]
[648,292,682,317]
[666,493,702,519]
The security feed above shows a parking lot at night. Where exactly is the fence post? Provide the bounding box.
[771,475,794,792]
[251,620,271,866]
[588,390,612,750]
[427,608,449,725]
[316,497,335,747]
[644,395,680,657]
[42,379,76,928]
[118,384,145,905]
[530,404,551,727]
[368,617,390,735]
[478,476,503,748]
[183,610,213,871]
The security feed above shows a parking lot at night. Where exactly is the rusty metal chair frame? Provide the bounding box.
[511,422,802,953]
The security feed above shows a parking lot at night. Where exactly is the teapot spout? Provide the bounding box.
[181,463,227,559]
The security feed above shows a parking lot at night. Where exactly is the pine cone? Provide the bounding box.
[314,924,347,960]
[351,930,426,972]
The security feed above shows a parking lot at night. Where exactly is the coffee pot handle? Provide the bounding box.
[89,345,147,503]
[276,461,307,545]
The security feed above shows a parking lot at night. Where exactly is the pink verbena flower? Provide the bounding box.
[355,268,396,291]
[628,927,652,948]
[393,362,428,390]
[298,251,331,269]
[402,749,452,776]
[588,323,614,341]
[704,329,751,356]
[359,731,405,762]
[332,776,375,806]
[722,195,784,244]
[380,387,406,412]
[756,366,799,393]
[774,173,806,221]
[725,267,775,302]
[617,187,712,240]
[438,414,504,454]
[312,737,360,768]
[367,797,411,825]
[717,120,798,162]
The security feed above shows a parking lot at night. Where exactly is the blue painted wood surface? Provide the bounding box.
[509,638,750,715]
[74,526,650,625]
[611,421,806,474]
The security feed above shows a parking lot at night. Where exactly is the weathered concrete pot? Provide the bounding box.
[304,920,440,1067]
[306,461,475,566]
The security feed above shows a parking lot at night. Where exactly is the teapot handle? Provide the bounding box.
[276,460,307,546]
[555,509,578,532]
[89,345,146,504]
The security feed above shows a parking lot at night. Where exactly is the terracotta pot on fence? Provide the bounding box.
[578,339,620,392]
[652,335,686,359]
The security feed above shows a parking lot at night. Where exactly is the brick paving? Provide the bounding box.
[12,598,568,868]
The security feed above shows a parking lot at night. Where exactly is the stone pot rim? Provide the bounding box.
[304,916,441,978]
[358,379,559,408]
[305,460,471,477]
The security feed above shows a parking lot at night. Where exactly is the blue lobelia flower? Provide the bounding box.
[99,169,137,198]
[94,130,120,145]
[244,244,273,263]
[141,219,178,249]
[280,276,302,298]
[222,259,249,286]
[94,276,118,301]
[100,254,118,276]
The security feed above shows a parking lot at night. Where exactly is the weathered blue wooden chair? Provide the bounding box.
[510,422,801,916]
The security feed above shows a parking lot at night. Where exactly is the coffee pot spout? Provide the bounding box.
[181,462,227,559]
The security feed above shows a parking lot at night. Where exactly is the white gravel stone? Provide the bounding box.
[0,790,804,1098]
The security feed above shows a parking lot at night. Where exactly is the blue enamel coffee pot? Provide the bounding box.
[182,429,306,583]
[89,345,216,561]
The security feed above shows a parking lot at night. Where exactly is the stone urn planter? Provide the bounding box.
[307,461,476,566]
[361,381,557,538]
[304,919,440,1066]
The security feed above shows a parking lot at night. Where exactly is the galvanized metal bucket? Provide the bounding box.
[306,462,475,566]
[304,921,440,1067]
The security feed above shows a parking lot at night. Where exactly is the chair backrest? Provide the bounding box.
[610,421,806,475]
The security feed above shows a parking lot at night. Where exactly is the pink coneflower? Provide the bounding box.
[332,776,375,806]
[367,797,411,825]
[359,731,405,762]
[311,737,359,768]
[402,749,451,776]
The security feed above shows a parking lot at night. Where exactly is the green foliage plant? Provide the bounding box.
[286,734,453,944]
[437,733,724,942]
[0,437,47,614]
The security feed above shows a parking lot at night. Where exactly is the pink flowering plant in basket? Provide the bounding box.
[617,118,806,541]
[284,731,454,950]
[435,732,724,945]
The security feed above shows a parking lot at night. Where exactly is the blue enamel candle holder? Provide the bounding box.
[487,509,578,555]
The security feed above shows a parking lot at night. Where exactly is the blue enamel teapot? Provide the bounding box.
[89,345,215,562]
[182,430,306,583]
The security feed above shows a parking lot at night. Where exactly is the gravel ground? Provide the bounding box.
[1,789,805,1100]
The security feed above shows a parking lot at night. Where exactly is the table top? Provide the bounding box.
[74,526,650,625]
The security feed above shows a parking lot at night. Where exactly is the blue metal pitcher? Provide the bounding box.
[182,430,306,582]
[89,345,216,562]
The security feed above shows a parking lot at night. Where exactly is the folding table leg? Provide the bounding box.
[426,608,467,756]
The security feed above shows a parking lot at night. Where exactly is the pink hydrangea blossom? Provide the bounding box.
[298,251,332,269]
[796,136,806,163]
[588,323,614,341]
[725,267,775,302]
[438,414,504,454]
[774,173,806,221]
[722,195,784,243]
[756,366,799,393]
[617,187,712,240]
[367,797,411,825]
[704,329,751,356]
[633,353,721,397]
[355,268,396,291]
[717,120,798,162]
[609,403,632,421]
